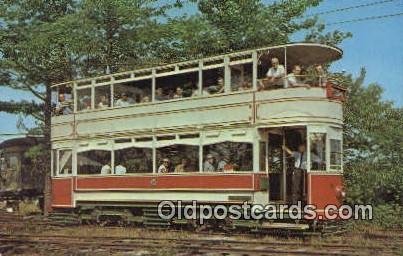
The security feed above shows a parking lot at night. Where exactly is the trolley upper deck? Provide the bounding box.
[51,43,345,142]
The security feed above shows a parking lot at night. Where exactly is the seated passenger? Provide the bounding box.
[155,88,166,101]
[203,154,216,172]
[115,93,134,107]
[259,57,285,90]
[141,95,150,103]
[314,64,327,87]
[97,95,110,108]
[286,65,310,88]
[173,87,183,99]
[115,164,127,175]
[217,155,234,172]
[55,94,73,115]
[174,158,190,173]
[158,158,170,173]
[100,164,111,174]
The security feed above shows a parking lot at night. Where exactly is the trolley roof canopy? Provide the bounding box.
[52,43,342,87]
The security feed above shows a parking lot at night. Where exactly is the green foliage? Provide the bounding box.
[342,69,403,229]
[343,69,402,165]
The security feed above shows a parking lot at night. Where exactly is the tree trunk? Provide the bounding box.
[43,83,52,215]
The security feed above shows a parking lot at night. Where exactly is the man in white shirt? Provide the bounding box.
[115,93,134,107]
[158,158,170,173]
[100,164,111,175]
[283,144,306,203]
[115,164,127,175]
[260,57,285,89]
[203,154,216,172]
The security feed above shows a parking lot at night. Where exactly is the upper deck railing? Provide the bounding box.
[51,43,344,117]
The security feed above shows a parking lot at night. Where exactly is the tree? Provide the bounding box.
[0,0,181,212]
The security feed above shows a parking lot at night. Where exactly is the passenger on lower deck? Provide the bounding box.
[158,158,170,173]
[217,155,234,172]
[115,164,127,175]
[100,163,111,174]
[203,154,216,172]
[174,158,190,173]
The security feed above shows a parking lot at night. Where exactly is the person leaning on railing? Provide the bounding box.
[286,65,311,89]
[259,57,286,90]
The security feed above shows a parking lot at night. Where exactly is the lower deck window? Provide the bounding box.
[58,150,72,175]
[78,150,111,175]
[156,145,199,173]
[330,139,342,170]
[203,142,252,172]
[309,133,326,171]
[114,147,152,174]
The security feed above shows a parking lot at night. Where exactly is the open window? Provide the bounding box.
[330,139,342,171]
[95,85,111,109]
[156,72,198,101]
[58,149,72,175]
[77,150,111,175]
[114,79,151,107]
[309,133,326,171]
[114,147,152,174]
[230,63,253,92]
[156,144,199,173]
[51,84,73,115]
[203,142,252,172]
[77,88,92,111]
[202,67,225,96]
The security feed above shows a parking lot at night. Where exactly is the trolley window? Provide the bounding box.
[330,139,342,170]
[156,145,199,173]
[114,147,152,174]
[203,142,253,172]
[77,150,111,175]
[309,133,326,171]
[58,149,72,175]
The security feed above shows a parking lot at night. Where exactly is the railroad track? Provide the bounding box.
[0,232,400,256]
[0,211,401,255]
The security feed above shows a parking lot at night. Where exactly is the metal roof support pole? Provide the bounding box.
[252,51,258,90]
[151,69,156,102]
[72,146,77,176]
[253,135,260,172]
[284,47,288,88]
[110,77,115,108]
[152,136,156,173]
[224,56,231,93]
[73,82,78,113]
[111,145,115,175]
[91,80,95,109]
[198,60,203,95]
[199,132,203,172]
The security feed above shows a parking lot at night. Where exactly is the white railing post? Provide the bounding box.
[224,56,231,93]
[252,51,258,90]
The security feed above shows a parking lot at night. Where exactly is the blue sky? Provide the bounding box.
[1,0,402,140]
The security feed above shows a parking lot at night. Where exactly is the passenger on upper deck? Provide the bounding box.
[155,88,167,101]
[97,95,110,109]
[314,64,327,87]
[141,95,150,103]
[115,92,134,107]
[55,94,73,115]
[260,57,285,90]
[173,87,183,99]
[203,154,216,172]
[158,158,170,173]
[286,65,310,88]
